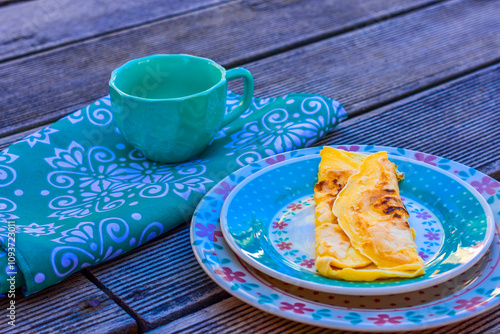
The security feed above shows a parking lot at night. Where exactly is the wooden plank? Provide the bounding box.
[0,0,446,137]
[0,125,44,151]
[87,223,231,331]
[241,0,500,116]
[0,273,137,333]
[87,55,500,331]
[479,160,500,182]
[148,297,500,334]
[0,0,227,61]
[484,323,500,334]
[316,62,500,171]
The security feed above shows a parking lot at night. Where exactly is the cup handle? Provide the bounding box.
[221,67,254,127]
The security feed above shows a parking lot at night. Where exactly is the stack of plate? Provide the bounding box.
[191,145,499,332]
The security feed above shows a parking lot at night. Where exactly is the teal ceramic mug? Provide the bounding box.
[109,54,254,163]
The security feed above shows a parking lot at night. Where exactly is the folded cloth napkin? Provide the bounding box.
[0,90,346,295]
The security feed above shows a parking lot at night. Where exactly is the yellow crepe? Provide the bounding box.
[314,148,372,269]
[333,151,425,272]
[314,147,366,226]
[314,148,425,281]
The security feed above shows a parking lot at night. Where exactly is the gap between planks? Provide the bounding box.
[81,269,150,333]
[0,273,138,334]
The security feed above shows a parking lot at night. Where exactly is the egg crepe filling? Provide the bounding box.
[314,148,425,281]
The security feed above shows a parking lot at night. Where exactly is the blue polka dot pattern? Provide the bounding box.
[221,153,492,290]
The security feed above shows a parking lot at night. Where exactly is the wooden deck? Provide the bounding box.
[0,0,499,333]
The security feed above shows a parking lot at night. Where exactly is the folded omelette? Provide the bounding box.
[314,147,425,281]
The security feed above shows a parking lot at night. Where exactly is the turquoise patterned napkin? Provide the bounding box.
[0,91,346,295]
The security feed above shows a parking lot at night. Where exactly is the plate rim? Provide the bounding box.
[219,151,495,295]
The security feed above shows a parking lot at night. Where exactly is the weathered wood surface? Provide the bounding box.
[0,125,45,151]
[0,0,227,61]
[0,0,498,332]
[0,0,451,137]
[87,61,500,331]
[241,0,500,116]
[87,223,231,331]
[149,297,500,334]
[0,273,137,334]
[316,63,500,173]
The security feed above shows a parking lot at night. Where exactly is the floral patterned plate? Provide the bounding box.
[219,154,494,295]
[191,145,500,331]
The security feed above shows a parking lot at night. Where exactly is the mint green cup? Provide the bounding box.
[109,54,254,163]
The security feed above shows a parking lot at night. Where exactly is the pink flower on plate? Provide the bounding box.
[213,267,246,283]
[415,211,432,220]
[272,221,288,230]
[276,241,292,251]
[453,296,485,311]
[300,259,315,268]
[414,152,438,166]
[418,251,430,261]
[265,154,286,165]
[287,203,303,211]
[471,176,500,195]
[279,302,314,314]
[336,145,360,152]
[213,181,236,200]
[195,223,223,242]
[367,314,404,326]
[424,231,440,241]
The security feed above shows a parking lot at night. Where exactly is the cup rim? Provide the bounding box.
[109,54,227,102]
